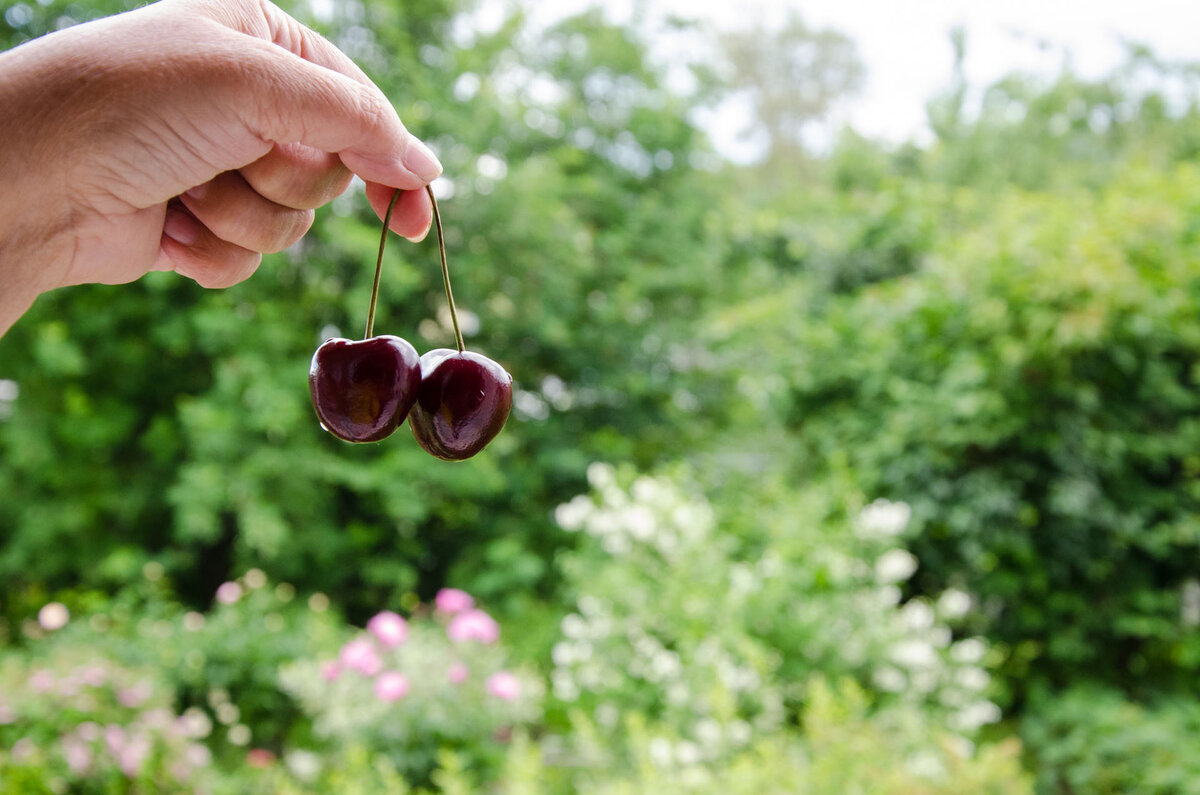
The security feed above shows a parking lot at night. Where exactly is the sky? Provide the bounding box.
[513,0,1200,160]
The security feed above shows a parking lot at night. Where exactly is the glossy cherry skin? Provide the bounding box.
[409,349,513,460]
[309,335,421,443]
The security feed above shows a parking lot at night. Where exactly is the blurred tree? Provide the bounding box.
[0,0,737,633]
[719,11,863,164]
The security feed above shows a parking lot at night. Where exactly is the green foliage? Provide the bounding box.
[7,0,1200,789]
[746,162,1200,697]
[0,0,730,623]
[1021,685,1200,794]
[490,679,1030,794]
[547,465,1002,755]
[0,642,213,793]
[281,599,541,784]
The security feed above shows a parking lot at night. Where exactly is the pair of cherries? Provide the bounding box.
[309,186,511,460]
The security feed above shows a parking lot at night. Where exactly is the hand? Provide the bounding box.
[0,0,441,333]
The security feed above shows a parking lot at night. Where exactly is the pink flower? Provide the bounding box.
[447,662,469,684]
[374,671,410,702]
[79,665,107,687]
[366,611,408,648]
[486,671,521,701]
[118,681,152,708]
[29,670,55,693]
[447,609,500,644]
[61,737,92,775]
[321,661,341,681]
[215,582,242,605]
[339,638,382,676]
[118,735,151,777]
[104,724,126,759]
[435,588,475,614]
[246,748,276,768]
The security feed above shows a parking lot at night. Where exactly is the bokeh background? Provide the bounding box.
[3,0,1200,791]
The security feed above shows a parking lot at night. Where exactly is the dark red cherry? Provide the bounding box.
[409,349,513,460]
[309,335,421,443]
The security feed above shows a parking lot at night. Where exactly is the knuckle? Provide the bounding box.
[355,86,399,138]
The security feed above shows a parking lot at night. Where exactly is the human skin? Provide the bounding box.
[0,0,442,335]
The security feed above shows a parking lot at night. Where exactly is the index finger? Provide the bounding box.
[177,0,442,187]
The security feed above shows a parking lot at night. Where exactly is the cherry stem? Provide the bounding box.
[363,185,463,354]
[364,188,403,340]
[426,184,465,353]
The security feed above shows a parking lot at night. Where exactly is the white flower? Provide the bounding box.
[37,602,69,631]
[1182,579,1200,627]
[900,599,935,632]
[651,651,681,681]
[937,588,972,619]
[944,735,975,759]
[694,719,722,748]
[601,532,631,556]
[890,639,939,669]
[285,750,321,782]
[572,640,594,662]
[878,585,902,606]
[554,496,593,531]
[675,740,703,766]
[856,499,911,538]
[955,666,990,692]
[631,477,667,504]
[552,670,579,702]
[873,666,906,692]
[216,702,240,725]
[578,596,604,617]
[227,724,251,746]
[179,708,211,739]
[730,564,759,596]
[875,549,919,583]
[183,612,205,632]
[906,750,946,778]
[951,701,1002,731]
[595,703,619,728]
[587,462,617,491]
[648,738,673,768]
[757,555,783,579]
[561,613,586,639]
[950,638,987,664]
[910,669,938,693]
[552,642,574,667]
[621,505,656,541]
[727,720,752,746]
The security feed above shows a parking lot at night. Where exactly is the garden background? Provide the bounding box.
[3,0,1200,791]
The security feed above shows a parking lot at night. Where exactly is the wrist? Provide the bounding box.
[0,35,82,331]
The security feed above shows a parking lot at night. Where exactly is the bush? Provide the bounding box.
[492,679,1031,794]
[548,464,1003,756]
[1021,686,1200,795]
[281,589,542,785]
[756,162,1200,696]
[0,643,213,793]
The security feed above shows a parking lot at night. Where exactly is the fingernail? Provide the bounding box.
[402,136,443,182]
[185,182,208,200]
[163,208,200,246]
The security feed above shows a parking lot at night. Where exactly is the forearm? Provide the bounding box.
[0,35,77,334]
